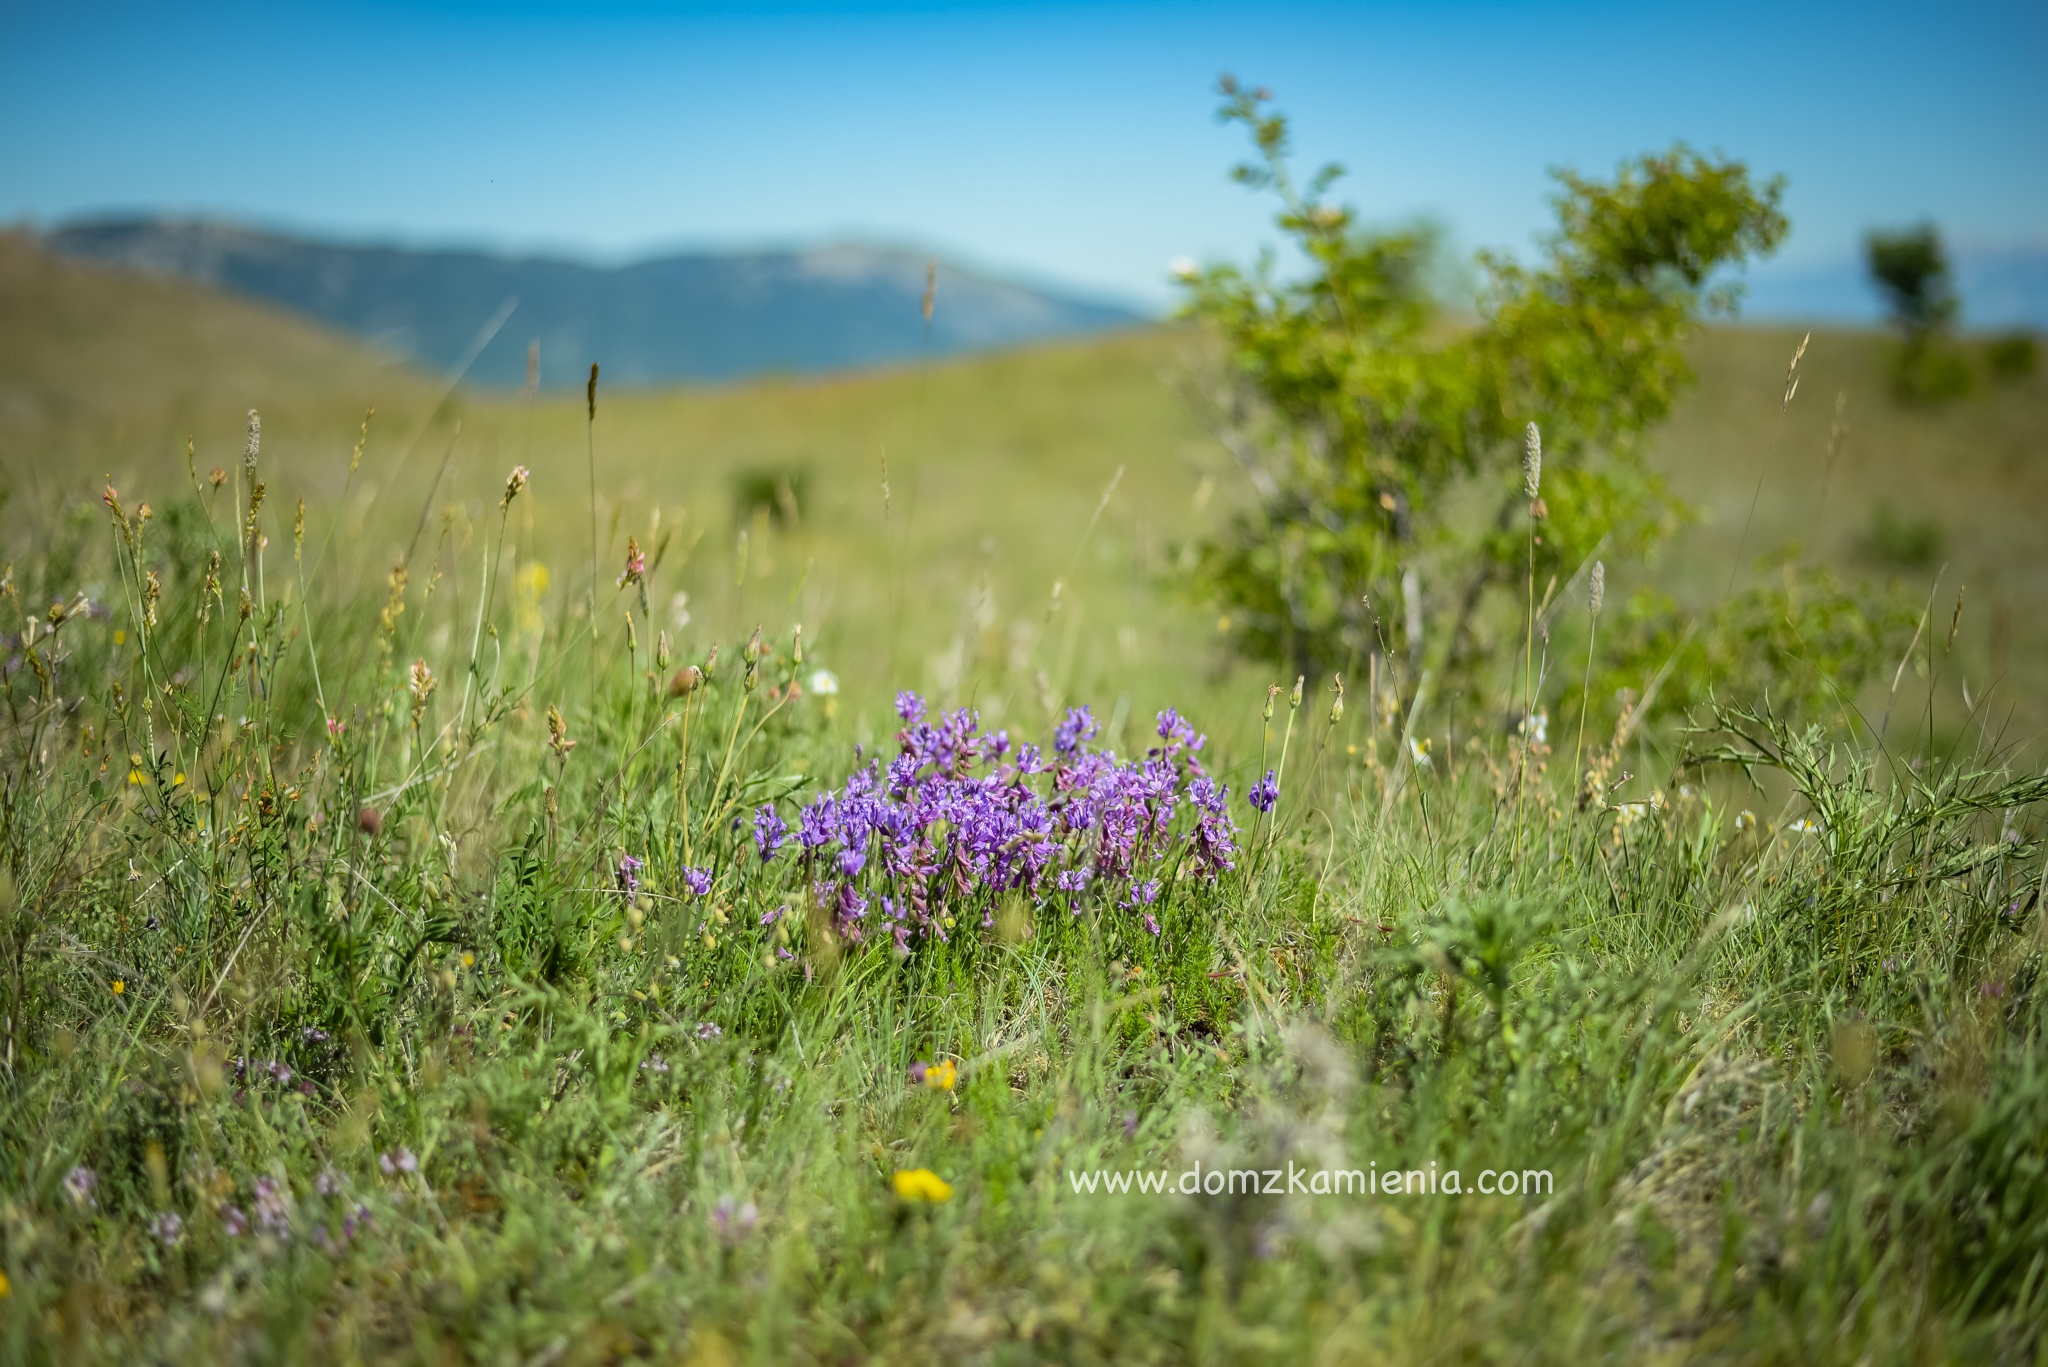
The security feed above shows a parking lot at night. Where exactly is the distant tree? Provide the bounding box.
[1865,224,1972,400]
[1182,80,1787,688]
[1866,225,1957,333]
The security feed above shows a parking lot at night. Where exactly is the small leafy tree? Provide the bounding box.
[1866,223,1973,400]
[1866,224,1957,334]
[1182,80,1787,690]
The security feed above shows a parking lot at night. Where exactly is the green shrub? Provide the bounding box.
[1181,79,1785,688]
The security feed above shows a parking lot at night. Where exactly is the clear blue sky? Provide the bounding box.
[2,0,2043,308]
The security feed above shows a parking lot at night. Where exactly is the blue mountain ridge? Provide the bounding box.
[45,218,1146,388]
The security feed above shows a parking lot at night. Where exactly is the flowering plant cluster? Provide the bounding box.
[763,694,1243,948]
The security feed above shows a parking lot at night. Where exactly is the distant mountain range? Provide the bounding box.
[43,218,1145,388]
[1741,245,2048,331]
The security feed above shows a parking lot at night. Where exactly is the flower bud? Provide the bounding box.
[1290,675,1304,710]
[668,666,703,699]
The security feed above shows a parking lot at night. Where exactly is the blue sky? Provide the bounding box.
[2,0,2043,309]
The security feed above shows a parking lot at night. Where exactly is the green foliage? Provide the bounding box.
[1596,556,1914,731]
[1184,80,1785,681]
[1866,225,1976,402]
[1858,500,1945,569]
[1985,330,2039,380]
[1866,224,1958,334]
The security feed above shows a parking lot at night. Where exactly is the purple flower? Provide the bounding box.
[379,1147,417,1176]
[784,696,1234,949]
[301,1027,330,1044]
[695,1021,723,1040]
[63,1165,97,1208]
[151,1211,185,1247]
[617,854,644,896]
[315,1168,343,1197]
[220,1203,248,1237]
[253,1176,292,1236]
[1249,770,1279,814]
[1055,706,1099,756]
[640,1055,670,1074]
[1155,709,1202,753]
[712,1195,759,1244]
[754,804,788,861]
[681,866,713,897]
[343,1203,371,1239]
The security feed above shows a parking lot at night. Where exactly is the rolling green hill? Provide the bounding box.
[4,230,2043,744]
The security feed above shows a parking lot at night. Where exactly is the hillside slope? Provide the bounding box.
[3,244,2041,742]
[0,231,437,489]
[45,218,1143,388]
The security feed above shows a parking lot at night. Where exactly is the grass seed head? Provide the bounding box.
[547,704,576,760]
[1590,560,1605,616]
[349,407,373,475]
[1523,421,1542,501]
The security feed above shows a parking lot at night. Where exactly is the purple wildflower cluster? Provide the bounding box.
[210,1168,371,1254]
[63,1164,98,1209]
[761,695,1239,948]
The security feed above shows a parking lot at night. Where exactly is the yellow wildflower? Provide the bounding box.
[892,1168,953,1203]
[111,979,126,995]
[923,1059,958,1091]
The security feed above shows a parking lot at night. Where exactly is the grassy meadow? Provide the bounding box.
[1,235,2047,1363]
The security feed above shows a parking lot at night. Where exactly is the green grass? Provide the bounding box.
[1,242,2045,1363]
